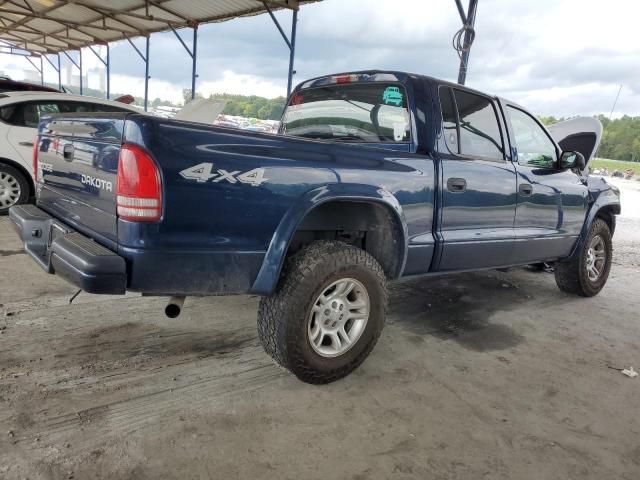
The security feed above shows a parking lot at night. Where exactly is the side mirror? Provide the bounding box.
[560,151,586,170]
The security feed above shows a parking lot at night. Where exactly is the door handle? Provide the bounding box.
[19,141,34,147]
[63,144,74,161]
[519,183,533,196]
[447,177,467,192]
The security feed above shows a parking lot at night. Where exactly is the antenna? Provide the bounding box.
[609,84,623,120]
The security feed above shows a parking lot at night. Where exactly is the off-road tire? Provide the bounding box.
[257,241,387,384]
[0,163,30,215]
[555,218,612,297]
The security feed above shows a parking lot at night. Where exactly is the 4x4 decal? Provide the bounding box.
[179,163,267,187]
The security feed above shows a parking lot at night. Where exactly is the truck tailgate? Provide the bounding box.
[37,113,127,248]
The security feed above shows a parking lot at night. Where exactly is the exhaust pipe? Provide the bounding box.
[165,296,186,318]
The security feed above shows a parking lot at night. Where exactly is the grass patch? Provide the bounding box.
[591,158,640,175]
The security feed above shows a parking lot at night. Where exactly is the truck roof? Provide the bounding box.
[295,69,501,102]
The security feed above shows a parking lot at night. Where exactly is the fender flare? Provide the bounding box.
[250,183,408,295]
[562,188,621,262]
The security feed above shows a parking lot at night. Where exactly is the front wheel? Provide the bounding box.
[555,218,613,297]
[257,241,387,384]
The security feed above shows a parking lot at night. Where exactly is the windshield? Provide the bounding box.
[281,83,411,143]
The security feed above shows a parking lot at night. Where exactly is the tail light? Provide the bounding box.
[32,136,39,181]
[116,144,162,222]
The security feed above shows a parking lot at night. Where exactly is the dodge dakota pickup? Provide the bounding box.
[9,71,621,384]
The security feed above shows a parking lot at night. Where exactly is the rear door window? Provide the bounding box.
[439,87,504,160]
[282,83,411,143]
[453,90,504,159]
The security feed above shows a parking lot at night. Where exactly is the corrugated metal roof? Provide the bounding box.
[0,0,319,55]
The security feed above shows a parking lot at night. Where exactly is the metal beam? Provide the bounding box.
[191,27,197,100]
[169,25,198,100]
[79,47,83,94]
[126,35,150,110]
[87,43,110,98]
[57,53,61,91]
[144,36,149,111]
[455,0,478,85]
[263,2,299,98]
[287,10,298,98]
[263,2,292,50]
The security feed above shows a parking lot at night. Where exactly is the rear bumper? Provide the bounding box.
[9,204,127,294]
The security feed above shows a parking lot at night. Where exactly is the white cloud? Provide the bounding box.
[198,71,286,99]
[1,0,638,116]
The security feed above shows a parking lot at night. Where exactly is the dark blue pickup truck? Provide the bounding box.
[10,71,620,383]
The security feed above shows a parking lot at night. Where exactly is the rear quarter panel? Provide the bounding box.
[121,115,436,293]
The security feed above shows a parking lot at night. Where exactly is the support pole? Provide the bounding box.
[88,44,110,99]
[144,36,150,111]
[79,48,83,94]
[455,0,478,85]
[62,50,82,94]
[170,25,198,101]
[287,10,298,98]
[106,44,110,99]
[24,55,42,83]
[125,35,150,110]
[191,27,198,100]
[57,54,61,91]
[40,56,44,85]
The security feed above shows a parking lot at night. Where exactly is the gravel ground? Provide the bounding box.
[0,179,638,480]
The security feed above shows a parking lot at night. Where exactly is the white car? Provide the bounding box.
[0,91,141,214]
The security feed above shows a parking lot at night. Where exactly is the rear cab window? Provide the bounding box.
[281,83,411,143]
[439,86,505,160]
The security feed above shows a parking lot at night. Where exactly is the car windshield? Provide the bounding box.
[281,83,411,143]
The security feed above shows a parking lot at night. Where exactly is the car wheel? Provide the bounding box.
[257,240,387,384]
[555,218,612,297]
[0,164,30,215]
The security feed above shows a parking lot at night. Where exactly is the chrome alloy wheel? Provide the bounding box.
[586,235,606,282]
[0,171,21,209]
[307,278,370,358]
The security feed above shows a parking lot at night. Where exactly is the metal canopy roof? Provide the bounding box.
[0,0,316,54]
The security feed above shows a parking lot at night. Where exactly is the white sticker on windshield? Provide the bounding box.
[393,122,406,142]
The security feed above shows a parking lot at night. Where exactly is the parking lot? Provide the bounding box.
[1,178,639,480]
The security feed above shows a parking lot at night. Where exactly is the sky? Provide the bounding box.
[1,0,639,117]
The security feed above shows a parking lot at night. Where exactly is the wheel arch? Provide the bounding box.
[562,193,620,263]
[251,184,408,295]
[0,157,35,198]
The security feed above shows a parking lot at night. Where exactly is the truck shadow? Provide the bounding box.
[387,270,546,352]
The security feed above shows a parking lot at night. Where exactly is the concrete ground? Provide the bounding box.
[1,178,639,480]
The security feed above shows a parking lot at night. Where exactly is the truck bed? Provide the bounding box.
[31,112,436,295]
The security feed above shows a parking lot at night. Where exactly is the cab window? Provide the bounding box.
[282,83,411,143]
[454,90,504,159]
[507,106,557,168]
[439,87,504,160]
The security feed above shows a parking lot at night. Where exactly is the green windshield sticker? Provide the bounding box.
[382,86,403,106]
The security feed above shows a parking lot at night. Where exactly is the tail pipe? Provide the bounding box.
[165,296,186,318]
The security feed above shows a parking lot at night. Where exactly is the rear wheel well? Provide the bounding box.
[0,158,34,197]
[287,200,404,279]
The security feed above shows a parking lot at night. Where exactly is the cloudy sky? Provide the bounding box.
[1,0,639,117]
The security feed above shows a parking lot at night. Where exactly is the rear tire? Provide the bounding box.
[0,164,30,215]
[555,218,612,297]
[257,241,387,384]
